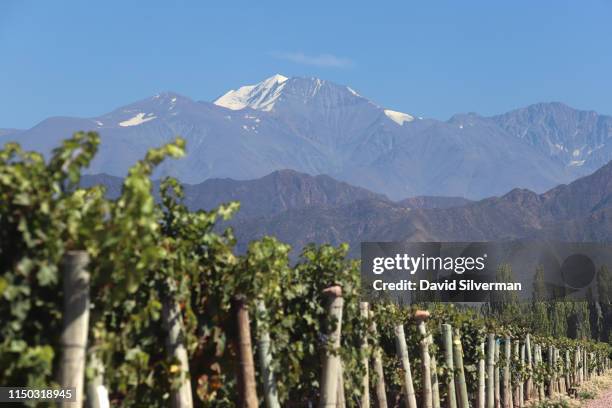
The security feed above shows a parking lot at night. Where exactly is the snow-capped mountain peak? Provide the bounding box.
[384,109,414,125]
[214,74,289,111]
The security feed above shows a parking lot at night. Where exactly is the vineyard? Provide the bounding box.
[1,133,611,407]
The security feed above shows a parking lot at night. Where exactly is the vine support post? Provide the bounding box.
[417,317,433,408]
[359,302,370,408]
[578,346,583,385]
[584,348,587,381]
[574,346,580,386]
[503,338,511,408]
[478,342,486,408]
[59,251,90,408]
[162,291,194,408]
[584,349,588,381]
[256,300,280,408]
[519,343,525,407]
[394,323,417,408]
[524,334,532,401]
[555,349,563,394]
[564,350,571,393]
[431,347,441,408]
[319,286,344,408]
[452,328,470,408]
[337,362,346,408]
[536,345,544,401]
[495,340,501,408]
[547,345,554,398]
[370,310,388,408]
[513,341,520,408]
[233,295,258,408]
[441,324,457,408]
[86,352,110,408]
[548,346,555,398]
[532,345,537,400]
[486,335,495,408]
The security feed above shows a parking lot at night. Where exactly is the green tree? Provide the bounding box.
[531,266,552,336]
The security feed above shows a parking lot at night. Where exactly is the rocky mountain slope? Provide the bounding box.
[232,161,612,254]
[81,169,388,219]
[82,169,475,220]
[81,159,612,256]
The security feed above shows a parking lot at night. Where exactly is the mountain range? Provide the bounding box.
[81,169,469,220]
[232,160,612,255]
[3,75,612,199]
[80,159,612,256]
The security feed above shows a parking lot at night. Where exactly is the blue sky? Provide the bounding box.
[1,1,611,128]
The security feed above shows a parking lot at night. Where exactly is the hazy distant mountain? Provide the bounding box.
[492,102,612,175]
[0,128,19,138]
[397,196,473,210]
[4,75,612,199]
[233,161,612,254]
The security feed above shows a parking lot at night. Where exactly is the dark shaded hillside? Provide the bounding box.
[182,169,388,218]
[82,169,478,220]
[81,169,388,219]
[233,161,612,255]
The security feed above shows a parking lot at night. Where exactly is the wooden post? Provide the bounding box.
[519,343,525,407]
[337,363,346,408]
[319,286,344,408]
[431,349,441,408]
[370,311,388,408]
[256,301,280,408]
[546,345,554,398]
[564,350,571,393]
[163,293,194,408]
[360,303,370,408]
[495,340,501,408]
[525,335,532,401]
[486,335,495,408]
[477,341,486,408]
[417,319,433,408]
[394,324,417,408]
[452,329,470,408]
[234,296,258,408]
[513,341,520,408]
[59,251,90,408]
[86,352,110,408]
[574,346,579,385]
[537,346,544,401]
[554,349,561,394]
[441,324,457,408]
[578,347,582,384]
[503,338,511,408]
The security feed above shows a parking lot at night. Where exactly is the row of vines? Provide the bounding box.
[0,133,610,407]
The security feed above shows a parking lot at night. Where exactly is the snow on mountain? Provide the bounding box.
[384,109,414,125]
[119,113,157,127]
[214,74,288,111]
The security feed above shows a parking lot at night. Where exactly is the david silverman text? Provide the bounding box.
[372,279,522,291]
